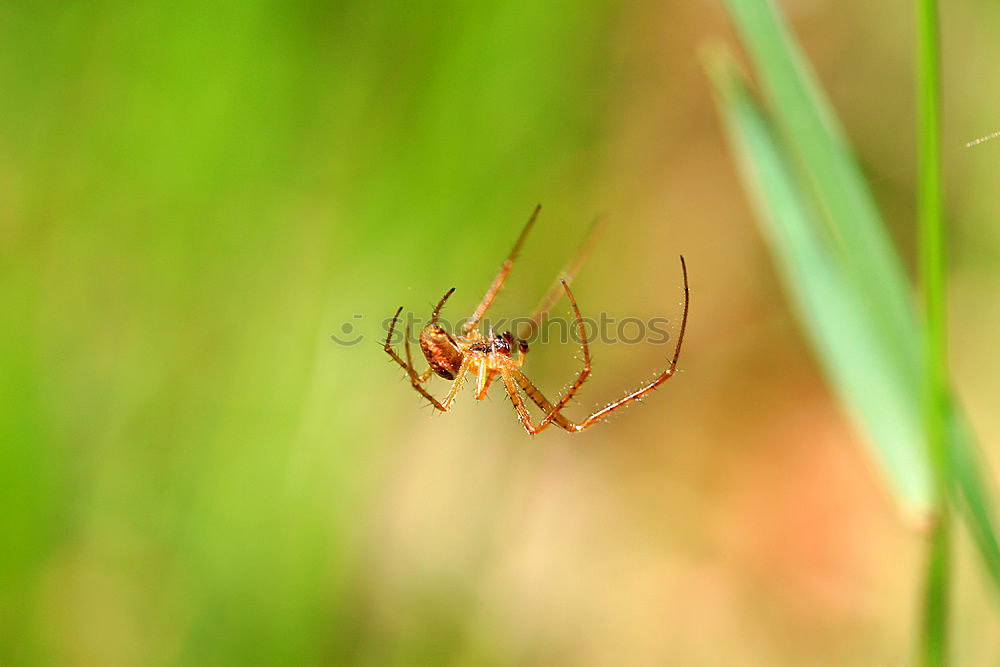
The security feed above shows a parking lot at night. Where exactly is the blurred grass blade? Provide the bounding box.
[916,0,950,660]
[721,0,918,360]
[950,409,1000,590]
[719,0,928,513]
[707,55,929,511]
[712,0,1000,603]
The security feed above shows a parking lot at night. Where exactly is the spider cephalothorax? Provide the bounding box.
[467,331,515,356]
[385,205,689,434]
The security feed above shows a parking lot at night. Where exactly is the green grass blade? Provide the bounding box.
[719,0,929,513]
[949,407,1000,594]
[916,0,950,661]
[707,55,929,511]
[922,513,950,665]
[713,0,1000,606]
[721,0,918,362]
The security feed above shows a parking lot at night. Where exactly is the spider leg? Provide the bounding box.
[474,363,498,400]
[463,204,541,334]
[384,307,465,410]
[431,287,456,324]
[437,356,472,409]
[554,255,690,432]
[403,288,457,386]
[508,365,576,432]
[403,324,434,383]
[385,289,457,387]
[499,358,580,434]
[384,308,444,407]
[406,322,473,409]
[494,279,591,433]
[516,214,608,347]
[499,366,550,434]
[531,279,592,430]
[502,256,688,433]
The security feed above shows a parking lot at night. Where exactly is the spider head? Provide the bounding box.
[419,324,464,380]
[493,331,528,356]
[504,331,529,355]
[499,331,514,354]
[489,330,527,357]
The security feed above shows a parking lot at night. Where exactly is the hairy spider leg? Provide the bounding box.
[532,279,592,430]
[405,322,472,410]
[499,365,540,433]
[504,256,689,433]
[431,287,456,324]
[386,286,458,389]
[402,324,434,383]
[462,204,542,334]
[493,280,590,434]
[406,322,473,410]
[557,255,689,431]
[474,361,496,399]
[516,213,608,348]
[384,307,442,405]
[509,366,576,432]
[384,305,470,411]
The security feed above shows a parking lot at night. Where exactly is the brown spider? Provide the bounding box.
[384,205,689,433]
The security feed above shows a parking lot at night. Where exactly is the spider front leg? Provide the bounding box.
[496,279,590,434]
[463,204,541,334]
[383,286,460,397]
[564,256,689,431]
[532,278,592,429]
[384,307,468,411]
[554,256,690,431]
[505,255,689,433]
[404,322,472,410]
[401,324,435,384]
[497,360,579,434]
[516,213,608,347]
[499,366,552,434]
[384,307,441,404]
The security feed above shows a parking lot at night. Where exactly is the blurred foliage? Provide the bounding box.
[709,56,931,512]
[713,0,929,512]
[710,0,1000,614]
[709,1,1000,660]
[1,1,613,664]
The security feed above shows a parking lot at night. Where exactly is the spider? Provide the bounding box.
[384,204,689,433]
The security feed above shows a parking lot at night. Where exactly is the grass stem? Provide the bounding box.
[917,0,950,664]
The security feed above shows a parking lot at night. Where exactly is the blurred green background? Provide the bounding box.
[3,0,1000,664]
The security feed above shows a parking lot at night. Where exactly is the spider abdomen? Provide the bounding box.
[419,325,464,380]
